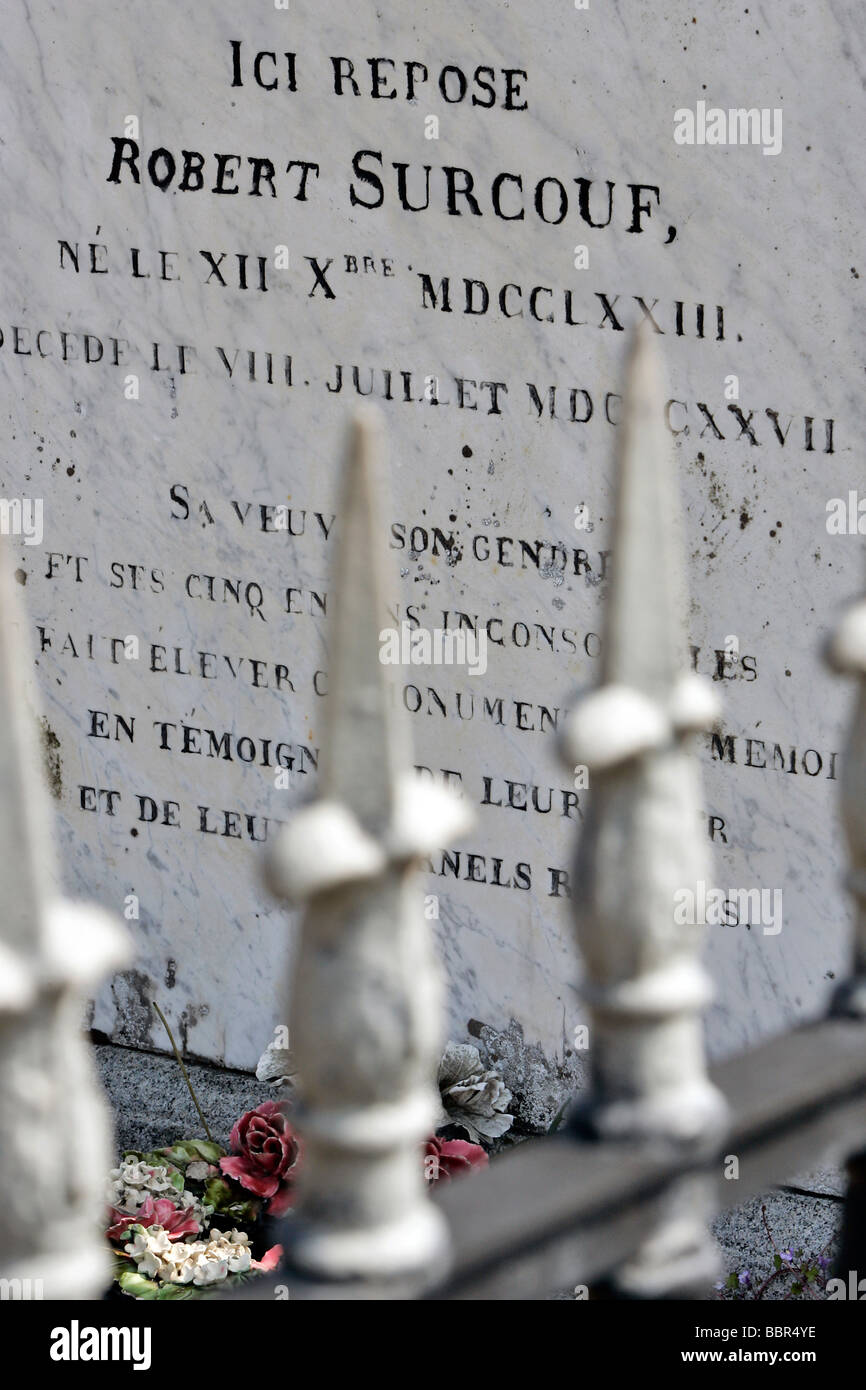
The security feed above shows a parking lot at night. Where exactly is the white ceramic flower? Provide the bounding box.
[123,1221,258,1289]
[109,1157,188,1215]
[163,1250,197,1285]
[142,1165,174,1193]
[185,1160,216,1181]
[255,1038,295,1089]
[124,1226,174,1279]
[223,1232,252,1273]
[193,1252,229,1286]
[437,1041,514,1143]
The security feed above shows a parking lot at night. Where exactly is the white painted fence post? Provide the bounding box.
[0,548,129,1299]
[826,595,866,1016]
[561,328,727,1294]
[267,408,472,1288]
[824,509,866,1280]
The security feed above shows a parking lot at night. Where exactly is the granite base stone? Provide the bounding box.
[712,1188,842,1298]
[95,1042,266,1156]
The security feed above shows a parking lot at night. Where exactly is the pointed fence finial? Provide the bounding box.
[561,327,726,1146]
[825,590,866,1014]
[268,408,473,1286]
[0,544,129,1298]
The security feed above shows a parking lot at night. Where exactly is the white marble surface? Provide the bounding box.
[0,0,861,1072]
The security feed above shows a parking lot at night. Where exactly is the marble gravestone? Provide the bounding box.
[0,1,861,1089]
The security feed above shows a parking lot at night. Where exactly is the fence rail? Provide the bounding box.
[432,1014,866,1299]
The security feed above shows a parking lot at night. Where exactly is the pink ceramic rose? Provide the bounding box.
[252,1243,284,1272]
[106,1195,200,1243]
[423,1135,489,1183]
[220,1101,301,1215]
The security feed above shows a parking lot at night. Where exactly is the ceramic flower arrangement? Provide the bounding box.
[106,1036,500,1298]
[106,1116,292,1300]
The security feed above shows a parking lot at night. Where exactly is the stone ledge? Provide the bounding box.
[95,1042,263,1155]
